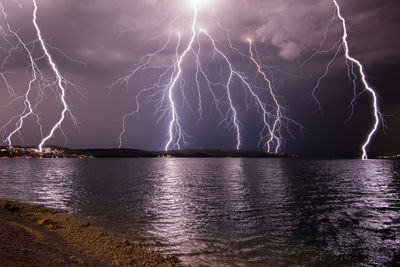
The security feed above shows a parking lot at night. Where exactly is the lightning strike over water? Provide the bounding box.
[112,0,302,152]
[165,2,198,151]
[2,0,384,157]
[307,0,382,160]
[32,0,74,152]
[0,3,37,146]
[0,0,79,151]
[247,39,282,153]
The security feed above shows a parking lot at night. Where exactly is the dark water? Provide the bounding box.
[0,158,399,266]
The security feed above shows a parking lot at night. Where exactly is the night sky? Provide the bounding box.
[0,0,399,156]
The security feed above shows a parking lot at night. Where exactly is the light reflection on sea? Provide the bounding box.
[0,158,399,266]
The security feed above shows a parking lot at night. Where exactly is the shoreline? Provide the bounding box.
[1,146,299,159]
[0,199,184,266]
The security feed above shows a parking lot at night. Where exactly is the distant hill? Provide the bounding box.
[67,148,156,158]
[4,146,398,159]
[0,146,299,158]
[163,149,298,158]
[68,148,299,158]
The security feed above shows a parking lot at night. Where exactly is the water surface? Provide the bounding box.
[0,158,399,266]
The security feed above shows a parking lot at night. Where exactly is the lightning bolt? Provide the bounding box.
[0,0,79,152]
[307,0,382,160]
[197,29,242,150]
[247,39,282,153]
[110,32,177,148]
[0,2,38,146]
[112,0,303,152]
[165,2,198,151]
[32,0,74,152]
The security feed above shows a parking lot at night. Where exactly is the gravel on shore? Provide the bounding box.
[0,199,185,267]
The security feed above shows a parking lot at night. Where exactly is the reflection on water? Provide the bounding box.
[0,158,399,266]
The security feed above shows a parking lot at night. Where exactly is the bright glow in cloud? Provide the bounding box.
[186,0,213,10]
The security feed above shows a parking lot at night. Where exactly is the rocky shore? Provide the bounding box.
[0,199,184,266]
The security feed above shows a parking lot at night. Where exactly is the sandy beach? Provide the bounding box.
[0,199,184,266]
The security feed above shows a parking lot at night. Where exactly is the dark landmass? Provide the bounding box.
[0,146,299,158]
[164,149,298,158]
[300,152,400,160]
[377,154,400,160]
[0,199,184,266]
[299,152,363,159]
[2,145,397,159]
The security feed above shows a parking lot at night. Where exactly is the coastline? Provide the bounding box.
[0,199,184,266]
[0,146,299,159]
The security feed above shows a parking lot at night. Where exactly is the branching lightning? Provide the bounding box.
[306,0,382,160]
[165,2,198,151]
[0,1,39,146]
[247,39,282,153]
[0,0,80,151]
[2,0,381,157]
[32,0,75,151]
[112,0,303,152]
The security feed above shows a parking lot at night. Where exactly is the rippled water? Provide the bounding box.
[0,158,399,266]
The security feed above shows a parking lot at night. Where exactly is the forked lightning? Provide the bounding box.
[307,0,382,159]
[112,0,302,152]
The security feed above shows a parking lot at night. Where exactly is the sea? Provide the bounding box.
[0,158,399,266]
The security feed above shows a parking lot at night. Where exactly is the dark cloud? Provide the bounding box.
[0,0,399,155]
